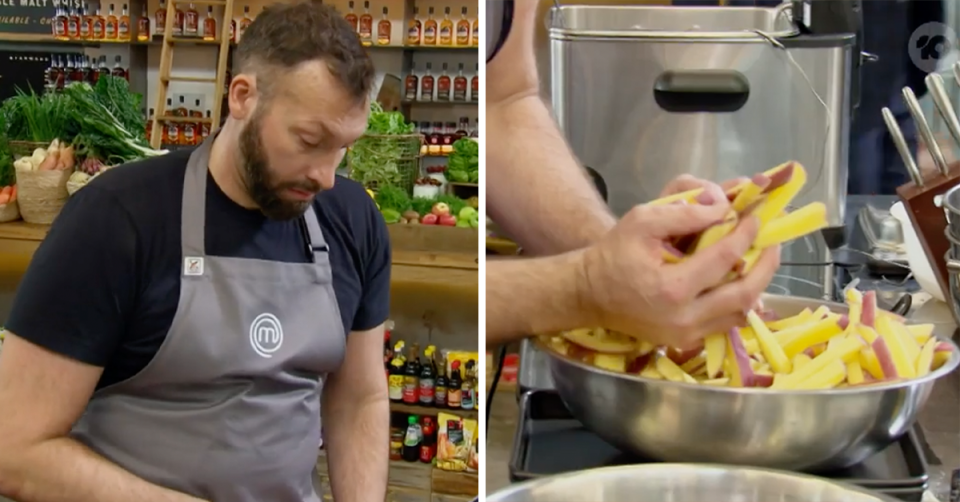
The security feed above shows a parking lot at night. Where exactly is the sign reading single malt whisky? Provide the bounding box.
[0,0,81,35]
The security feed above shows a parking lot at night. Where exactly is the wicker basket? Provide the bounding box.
[15,169,71,224]
[0,201,19,222]
[347,134,423,194]
[8,140,51,159]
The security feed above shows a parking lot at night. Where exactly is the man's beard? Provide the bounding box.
[238,112,321,221]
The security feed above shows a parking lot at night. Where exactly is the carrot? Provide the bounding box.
[38,151,59,171]
[9,185,16,202]
[0,193,9,206]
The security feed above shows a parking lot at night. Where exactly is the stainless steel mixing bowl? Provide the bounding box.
[485,464,904,502]
[537,294,960,471]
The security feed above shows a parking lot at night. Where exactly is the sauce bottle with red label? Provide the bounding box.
[471,63,479,102]
[404,64,419,101]
[436,63,451,101]
[453,63,467,102]
[420,62,434,102]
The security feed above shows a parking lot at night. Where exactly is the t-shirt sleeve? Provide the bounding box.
[351,196,391,332]
[5,184,138,366]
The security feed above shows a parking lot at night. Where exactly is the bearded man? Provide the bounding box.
[0,2,391,501]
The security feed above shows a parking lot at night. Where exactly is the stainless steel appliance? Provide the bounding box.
[548,3,858,246]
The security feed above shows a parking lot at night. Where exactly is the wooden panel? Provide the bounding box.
[388,459,433,492]
[391,263,478,289]
[386,486,432,502]
[0,221,48,242]
[391,250,477,270]
[390,401,478,420]
[431,469,478,497]
[388,225,478,256]
[432,494,474,502]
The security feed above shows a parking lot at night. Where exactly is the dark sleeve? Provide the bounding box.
[6,185,138,366]
[351,196,391,332]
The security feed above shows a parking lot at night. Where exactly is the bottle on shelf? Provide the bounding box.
[190,99,203,119]
[145,108,155,140]
[420,62,434,102]
[437,62,451,101]
[447,360,462,409]
[358,1,372,46]
[453,63,467,102]
[53,6,68,40]
[111,55,128,81]
[461,360,475,411]
[439,6,453,46]
[68,6,81,39]
[401,415,422,462]
[471,63,478,102]
[137,4,150,41]
[422,6,436,45]
[103,3,118,39]
[406,6,420,46]
[174,95,188,117]
[455,116,469,139]
[387,341,405,402]
[45,55,59,91]
[97,55,110,81]
[229,16,236,43]
[118,3,130,41]
[79,4,92,40]
[471,9,479,46]
[402,343,421,405]
[164,98,179,144]
[155,0,167,36]
[93,4,106,39]
[470,118,479,138]
[202,6,216,41]
[184,2,198,36]
[181,117,197,145]
[376,6,390,46]
[419,416,436,463]
[456,6,470,46]
[202,110,212,138]
[172,1,185,36]
[404,63,418,102]
[69,55,83,84]
[418,345,436,406]
[79,55,92,84]
[238,5,252,41]
[344,0,358,33]
[434,352,448,407]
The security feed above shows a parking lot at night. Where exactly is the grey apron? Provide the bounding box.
[71,134,346,502]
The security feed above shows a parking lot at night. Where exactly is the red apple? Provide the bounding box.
[438,214,457,226]
[431,202,451,217]
[421,213,439,225]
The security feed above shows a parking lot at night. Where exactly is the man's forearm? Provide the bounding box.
[322,394,389,502]
[1,437,204,502]
[487,95,617,255]
[486,251,596,347]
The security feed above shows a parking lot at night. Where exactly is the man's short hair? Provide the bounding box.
[234,0,375,103]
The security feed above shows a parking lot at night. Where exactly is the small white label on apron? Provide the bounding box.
[184,257,204,276]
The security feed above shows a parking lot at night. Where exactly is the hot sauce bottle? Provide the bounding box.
[419,417,436,463]
[344,0,358,33]
[406,6,420,45]
[358,1,372,46]
[455,6,470,46]
[404,63,418,102]
[420,62,434,102]
[422,6,436,45]
[436,63,451,101]
[376,6,390,45]
[453,63,467,102]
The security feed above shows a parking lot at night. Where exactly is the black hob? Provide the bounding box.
[509,390,931,502]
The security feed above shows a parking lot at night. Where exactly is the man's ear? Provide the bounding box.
[228,74,259,121]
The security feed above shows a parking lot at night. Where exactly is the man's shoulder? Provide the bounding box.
[82,150,189,219]
[314,175,379,225]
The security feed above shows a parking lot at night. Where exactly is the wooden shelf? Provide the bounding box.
[390,401,478,420]
[316,449,477,500]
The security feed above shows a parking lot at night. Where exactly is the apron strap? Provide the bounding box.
[302,207,329,263]
[181,134,216,258]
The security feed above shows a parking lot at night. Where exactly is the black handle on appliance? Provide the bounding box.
[891,293,912,316]
[653,70,750,113]
[584,166,608,202]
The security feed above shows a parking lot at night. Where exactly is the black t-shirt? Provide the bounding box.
[6,148,391,390]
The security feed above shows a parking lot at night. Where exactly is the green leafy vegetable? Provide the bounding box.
[447,138,479,184]
[366,101,416,135]
[380,208,402,224]
[0,139,13,187]
[375,184,412,212]
[347,101,418,189]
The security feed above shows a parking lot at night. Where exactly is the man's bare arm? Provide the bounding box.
[0,332,205,502]
[486,252,596,347]
[486,1,616,255]
[322,325,390,502]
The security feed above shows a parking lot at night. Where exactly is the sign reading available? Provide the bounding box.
[0,0,82,35]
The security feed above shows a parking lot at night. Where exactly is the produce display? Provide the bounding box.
[540,160,956,390]
[444,138,479,184]
[374,184,479,228]
[347,102,417,189]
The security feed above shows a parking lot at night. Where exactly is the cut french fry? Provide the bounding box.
[743,338,760,356]
[932,350,951,370]
[704,332,726,379]
[771,337,863,389]
[636,340,656,356]
[792,353,812,370]
[916,338,937,377]
[861,290,877,327]
[893,322,922,367]
[753,202,828,249]
[856,324,879,344]
[875,316,917,378]
[655,354,698,384]
[907,324,935,345]
[639,364,663,379]
[594,354,627,373]
[859,348,885,380]
[647,188,703,206]
[747,310,791,373]
[702,378,730,386]
[726,327,757,387]
[766,308,813,331]
[693,210,739,253]
[731,174,770,213]
[680,354,706,374]
[846,359,865,385]
[563,328,636,354]
[778,316,846,359]
[754,162,807,226]
[792,360,847,390]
